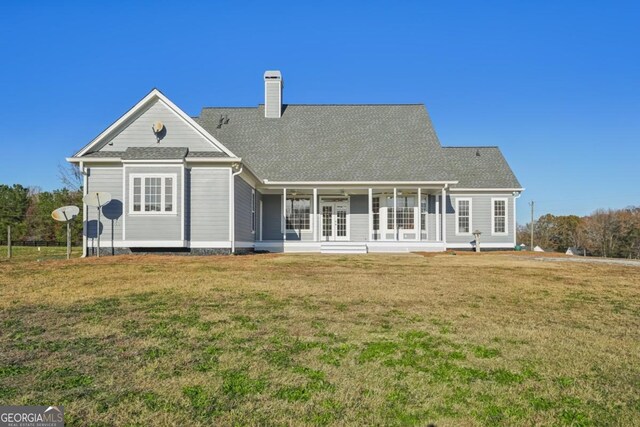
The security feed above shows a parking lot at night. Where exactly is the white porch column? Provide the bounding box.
[282,188,287,241]
[313,188,318,242]
[417,187,421,241]
[368,188,373,241]
[436,195,441,242]
[441,187,447,245]
[393,187,397,241]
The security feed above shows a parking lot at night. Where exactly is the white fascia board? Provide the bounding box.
[122,159,186,164]
[261,180,458,187]
[69,157,243,164]
[185,157,242,163]
[72,88,238,158]
[449,188,525,192]
[67,157,120,163]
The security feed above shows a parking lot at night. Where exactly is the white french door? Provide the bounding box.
[320,199,349,241]
[381,195,418,240]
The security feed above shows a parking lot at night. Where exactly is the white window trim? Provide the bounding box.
[455,197,472,236]
[491,197,508,236]
[285,196,312,232]
[251,189,256,234]
[128,173,178,215]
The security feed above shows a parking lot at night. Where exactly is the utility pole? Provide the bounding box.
[529,201,534,250]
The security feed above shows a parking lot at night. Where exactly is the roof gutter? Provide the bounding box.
[449,187,525,192]
[66,157,242,163]
[261,180,459,186]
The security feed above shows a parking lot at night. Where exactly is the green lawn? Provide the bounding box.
[0,251,638,426]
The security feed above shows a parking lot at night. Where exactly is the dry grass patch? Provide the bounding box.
[0,251,639,426]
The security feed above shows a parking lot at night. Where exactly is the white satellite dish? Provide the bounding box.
[152,121,164,133]
[51,205,80,222]
[51,205,80,260]
[82,192,111,258]
[83,192,111,208]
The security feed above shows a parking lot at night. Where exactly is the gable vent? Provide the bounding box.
[264,70,283,118]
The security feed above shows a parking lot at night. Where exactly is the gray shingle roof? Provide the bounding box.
[122,147,189,160]
[196,105,454,182]
[81,148,229,159]
[187,151,229,158]
[83,151,123,158]
[80,103,520,189]
[443,147,521,188]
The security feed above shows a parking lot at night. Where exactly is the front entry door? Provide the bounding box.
[321,199,349,241]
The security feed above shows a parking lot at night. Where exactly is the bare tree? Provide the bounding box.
[58,162,83,191]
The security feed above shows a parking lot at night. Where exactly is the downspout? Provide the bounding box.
[230,164,243,254]
[80,161,87,258]
[513,190,523,247]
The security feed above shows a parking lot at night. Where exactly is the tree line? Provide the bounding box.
[0,184,84,245]
[516,207,640,258]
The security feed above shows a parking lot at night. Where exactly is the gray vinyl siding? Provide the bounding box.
[125,165,183,242]
[349,195,369,241]
[262,195,282,240]
[265,81,281,118]
[234,176,255,243]
[256,191,263,240]
[189,167,229,242]
[445,194,515,245]
[101,100,219,152]
[85,167,123,244]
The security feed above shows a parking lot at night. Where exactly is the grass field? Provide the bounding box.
[0,250,638,426]
[1,245,82,262]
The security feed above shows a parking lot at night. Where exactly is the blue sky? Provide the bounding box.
[0,1,638,225]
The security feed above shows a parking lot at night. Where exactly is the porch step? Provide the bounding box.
[320,243,368,254]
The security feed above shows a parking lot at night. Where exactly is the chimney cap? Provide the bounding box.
[264,70,282,80]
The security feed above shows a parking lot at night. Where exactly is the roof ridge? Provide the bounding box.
[201,106,258,109]
[444,146,500,148]
[201,104,425,109]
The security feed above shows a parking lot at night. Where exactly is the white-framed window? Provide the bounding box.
[386,195,416,229]
[285,197,310,231]
[492,197,508,235]
[129,174,177,214]
[455,198,472,235]
[251,189,256,234]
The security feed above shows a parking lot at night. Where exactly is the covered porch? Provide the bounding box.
[254,183,454,253]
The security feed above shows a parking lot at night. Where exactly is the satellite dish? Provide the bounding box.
[152,121,164,133]
[51,205,80,222]
[51,205,80,260]
[83,192,112,208]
